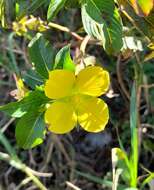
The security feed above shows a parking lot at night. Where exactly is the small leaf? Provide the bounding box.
[47,0,67,21]
[0,89,48,118]
[54,45,75,71]
[28,33,55,79]
[16,112,46,149]
[81,0,123,54]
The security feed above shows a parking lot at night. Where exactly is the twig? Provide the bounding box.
[1,118,15,133]
[47,22,83,41]
[135,52,154,149]
[116,55,130,100]
[121,5,150,43]
[0,80,15,87]
[16,177,32,190]
[51,134,72,164]
[66,181,81,190]
[80,35,91,54]
[40,137,54,172]
[142,75,151,113]
[140,84,154,89]
[2,47,23,54]
[28,168,52,177]
[112,169,123,190]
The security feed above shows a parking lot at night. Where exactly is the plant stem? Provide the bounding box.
[48,22,83,41]
[0,152,47,190]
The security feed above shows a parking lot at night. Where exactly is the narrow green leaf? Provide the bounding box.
[54,45,75,71]
[8,33,20,76]
[130,83,138,187]
[81,0,123,54]
[0,89,48,118]
[0,0,15,28]
[0,131,16,157]
[141,172,154,188]
[28,33,55,79]
[47,0,67,21]
[28,0,47,13]
[16,112,46,149]
[76,170,126,190]
[0,0,6,27]
[130,84,138,146]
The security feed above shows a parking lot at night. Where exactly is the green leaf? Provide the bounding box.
[0,0,15,28]
[0,89,48,118]
[22,69,44,89]
[54,45,75,71]
[8,33,20,76]
[0,0,6,27]
[130,83,138,187]
[84,0,114,24]
[16,112,46,149]
[81,0,123,54]
[27,0,47,13]
[141,172,154,189]
[0,131,16,157]
[16,0,47,18]
[47,0,67,21]
[28,33,55,79]
[76,170,126,190]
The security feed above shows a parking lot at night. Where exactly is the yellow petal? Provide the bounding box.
[76,66,110,97]
[77,97,109,132]
[44,70,75,99]
[45,101,77,134]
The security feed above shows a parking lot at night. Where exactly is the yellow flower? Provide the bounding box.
[44,66,110,134]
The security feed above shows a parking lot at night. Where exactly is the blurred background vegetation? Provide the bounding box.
[0,0,154,189]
